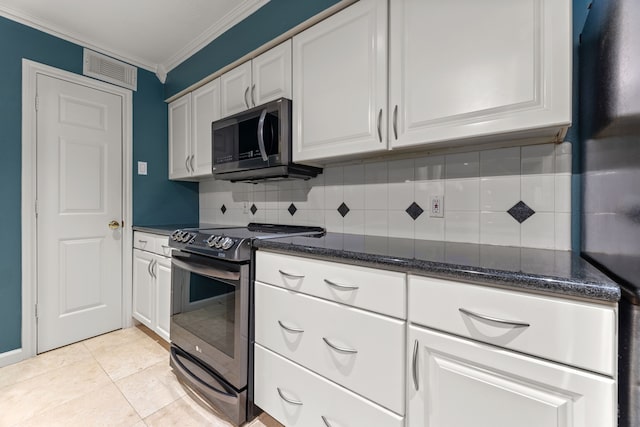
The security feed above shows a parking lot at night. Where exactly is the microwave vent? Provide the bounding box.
[83,49,137,91]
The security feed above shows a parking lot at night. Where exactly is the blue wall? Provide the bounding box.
[165,0,342,98]
[0,16,197,354]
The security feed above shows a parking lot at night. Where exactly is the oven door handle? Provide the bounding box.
[170,347,238,404]
[172,256,241,282]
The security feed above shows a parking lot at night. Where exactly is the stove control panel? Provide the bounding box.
[206,235,236,250]
[170,230,195,244]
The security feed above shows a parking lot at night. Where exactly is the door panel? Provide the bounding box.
[37,74,123,353]
[168,94,191,179]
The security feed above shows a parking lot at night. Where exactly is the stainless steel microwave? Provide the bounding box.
[211,98,321,182]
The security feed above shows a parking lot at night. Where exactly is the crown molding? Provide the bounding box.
[0,4,159,72]
[162,0,270,72]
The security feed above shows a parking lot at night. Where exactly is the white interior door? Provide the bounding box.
[36,74,123,353]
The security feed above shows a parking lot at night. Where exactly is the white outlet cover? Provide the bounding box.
[137,161,148,175]
[430,195,444,218]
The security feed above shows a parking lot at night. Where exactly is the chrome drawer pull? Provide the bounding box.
[278,320,304,334]
[412,339,419,391]
[138,239,148,244]
[324,279,359,291]
[277,387,303,406]
[321,416,333,427]
[322,337,358,354]
[278,269,305,279]
[459,308,530,328]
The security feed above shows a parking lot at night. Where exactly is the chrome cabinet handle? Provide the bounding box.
[150,260,157,279]
[185,157,191,173]
[321,416,333,427]
[278,320,304,333]
[278,270,305,279]
[377,108,382,142]
[459,308,530,328]
[412,339,419,391]
[251,84,256,106]
[138,239,148,245]
[324,279,359,291]
[189,155,194,172]
[277,387,303,406]
[322,337,358,354]
[393,105,398,140]
[147,259,154,278]
[257,109,269,161]
[244,86,250,109]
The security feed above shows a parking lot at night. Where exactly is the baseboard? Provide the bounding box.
[0,347,25,368]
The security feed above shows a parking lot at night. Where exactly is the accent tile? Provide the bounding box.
[287,203,297,216]
[337,202,350,218]
[507,201,536,223]
[220,204,226,214]
[405,202,424,220]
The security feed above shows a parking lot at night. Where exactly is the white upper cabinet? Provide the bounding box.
[220,61,252,118]
[169,78,220,181]
[292,0,388,163]
[168,94,191,179]
[191,79,220,177]
[221,40,292,118]
[389,0,571,149]
[252,39,292,107]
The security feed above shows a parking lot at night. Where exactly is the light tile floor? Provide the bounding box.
[0,327,283,427]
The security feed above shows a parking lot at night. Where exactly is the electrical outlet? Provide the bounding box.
[430,195,444,217]
[243,202,248,214]
[137,161,147,176]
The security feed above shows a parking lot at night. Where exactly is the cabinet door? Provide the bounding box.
[191,78,220,178]
[408,326,615,427]
[154,256,172,342]
[132,249,154,328]
[168,94,192,179]
[389,0,571,149]
[292,0,388,163]
[220,61,252,118]
[252,40,292,106]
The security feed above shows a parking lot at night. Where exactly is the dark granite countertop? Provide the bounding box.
[252,233,620,303]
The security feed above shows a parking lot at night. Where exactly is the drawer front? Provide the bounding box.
[133,231,157,252]
[254,344,404,427]
[133,232,171,257]
[409,275,617,376]
[255,282,406,414]
[256,251,406,319]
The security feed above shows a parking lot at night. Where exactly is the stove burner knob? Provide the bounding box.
[170,230,181,241]
[181,232,192,243]
[221,238,234,250]
[206,235,219,247]
[214,236,225,248]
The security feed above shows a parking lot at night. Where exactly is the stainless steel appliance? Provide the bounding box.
[168,223,325,425]
[212,98,322,182]
[580,0,640,425]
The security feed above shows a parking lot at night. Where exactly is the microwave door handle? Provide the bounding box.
[172,257,241,282]
[257,108,269,162]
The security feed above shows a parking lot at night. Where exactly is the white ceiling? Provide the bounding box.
[0,0,269,79]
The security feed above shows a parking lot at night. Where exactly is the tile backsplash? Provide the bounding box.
[200,142,572,250]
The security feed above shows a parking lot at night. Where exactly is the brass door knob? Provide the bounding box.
[108,220,121,230]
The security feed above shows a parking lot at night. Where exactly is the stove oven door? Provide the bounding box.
[170,250,249,390]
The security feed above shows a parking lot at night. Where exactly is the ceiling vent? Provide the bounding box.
[83,49,137,91]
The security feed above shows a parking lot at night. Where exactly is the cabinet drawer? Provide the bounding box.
[133,232,171,257]
[255,344,404,427]
[255,281,405,414]
[256,251,406,319]
[409,275,617,376]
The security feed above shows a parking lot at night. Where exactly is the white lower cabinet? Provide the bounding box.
[132,231,171,342]
[408,326,616,427]
[254,344,404,427]
[254,250,406,425]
